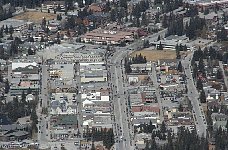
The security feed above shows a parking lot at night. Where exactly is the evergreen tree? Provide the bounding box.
[178,103,183,112]
[143,40,150,48]
[197,79,203,91]
[198,58,205,73]
[141,12,148,26]
[110,8,116,22]
[162,14,168,28]
[157,35,161,41]
[30,107,38,124]
[150,138,157,150]
[226,120,228,131]
[177,61,183,72]
[28,47,34,55]
[160,121,166,133]
[157,42,163,50]
[91,141,96,150]
[8,25,14,35]
[216,69,223,79]
[4,25,8,34]
[119,0,127,8]
[217,27,227,41]
[200,90,206,103]
[144,141,150,150]
[4,79,10,94]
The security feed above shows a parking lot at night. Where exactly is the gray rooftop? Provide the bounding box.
[0,19,30,29]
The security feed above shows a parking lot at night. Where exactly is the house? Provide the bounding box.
[50,93,78,115]
[0,124,29,142]
[199,12,218,24]
[50,115,78,140]
[211,113,228,131]
[87,3,104,13]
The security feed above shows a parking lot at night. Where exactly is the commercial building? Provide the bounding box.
[80,28,134,45]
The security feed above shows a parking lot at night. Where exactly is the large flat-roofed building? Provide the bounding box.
[56,50,104,63]
[0,19,32,32]
[41,1,65,11]
[80,63,107,83]
[185,0,228,10]
[10,62,40,96]
[80,28,134,45]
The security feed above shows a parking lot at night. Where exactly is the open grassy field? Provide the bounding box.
[130,49,189,62]
[13,12,57,23]
[130,49,176,61]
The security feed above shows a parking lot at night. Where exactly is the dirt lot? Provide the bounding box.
[130,49,189,62]
[13,12,57,23]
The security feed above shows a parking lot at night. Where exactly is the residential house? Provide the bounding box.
[87,3,104,13]
[0,124,29,142]
[50,93,78,115]
[211,113,228,131]
[50,115,78,140]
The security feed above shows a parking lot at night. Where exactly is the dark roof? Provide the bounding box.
[86,13,110,21]
[43,1,65,5]
[53,115,77,126]
[0,114,12,125]
[13,65,39,74]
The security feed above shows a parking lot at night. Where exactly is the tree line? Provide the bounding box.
[145,127,208,150]
[0,90,38,132]
[0,3,14,21]
[84,127,114,149]
[124,54,147,73]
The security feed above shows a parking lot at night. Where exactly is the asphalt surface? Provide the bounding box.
[7,64,12,102]
[38,64,50,148]
[107,26,173,150]
[74,63,83,138]
[182,54,207,137]
[108,49,135,150]
[219,61,228,92]
[150,63,164,123]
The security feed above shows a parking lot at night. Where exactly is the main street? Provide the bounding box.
[108,24,178,149]
[182,54,207,137]
[109,49,135,150]
[37,64,50,149]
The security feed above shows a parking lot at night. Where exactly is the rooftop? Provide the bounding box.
[0,19,30,29]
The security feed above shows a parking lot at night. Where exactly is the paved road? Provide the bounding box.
[7,63,12,102]
[109,50,135,150]
[74,62,83,138]
[182,54,207,137]
[219,61,228,92]
[107,24,179,149]
[149,64,164,123]
[38,64,50,148]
